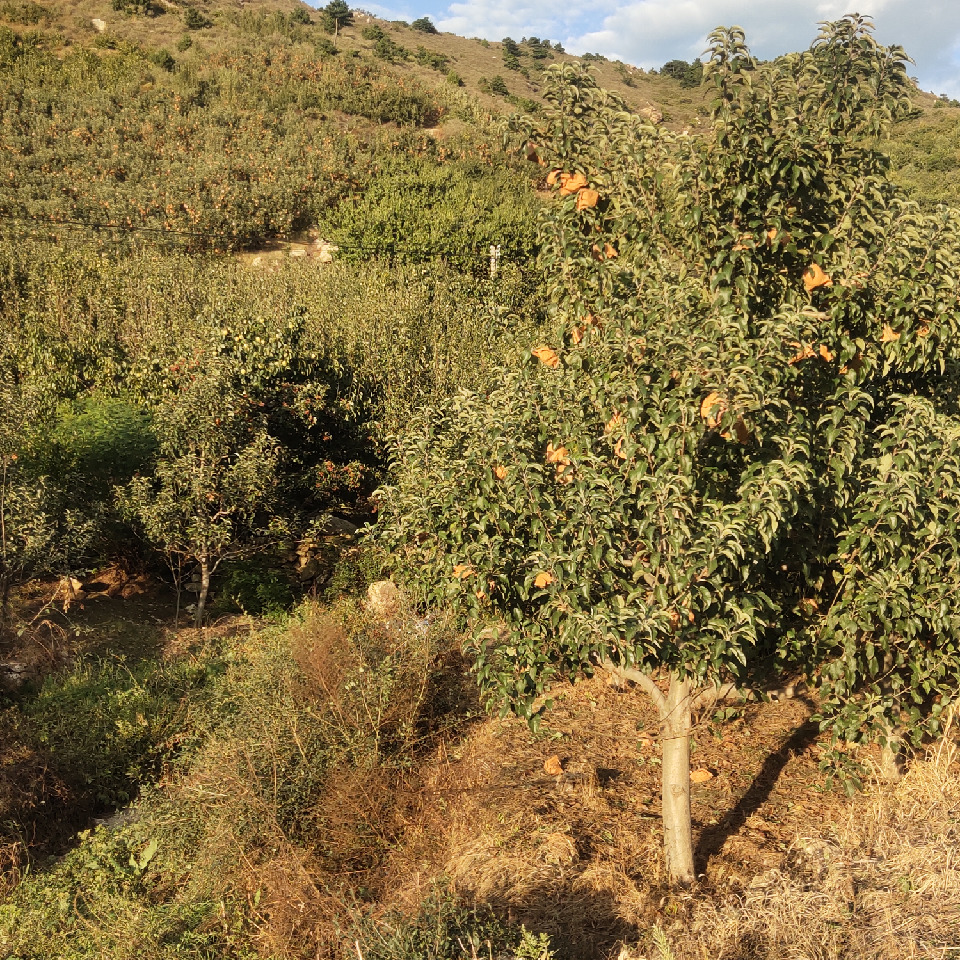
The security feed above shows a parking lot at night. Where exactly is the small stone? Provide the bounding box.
[366,580,401,617]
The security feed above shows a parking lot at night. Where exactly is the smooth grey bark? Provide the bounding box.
[660,672,695,886]
[195,554,211,626]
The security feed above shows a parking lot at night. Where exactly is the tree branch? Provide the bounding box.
[690,681,739,712]
[599,659,667,712]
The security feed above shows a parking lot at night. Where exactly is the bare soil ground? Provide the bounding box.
[3,579,959,958]
[371,665,960,959]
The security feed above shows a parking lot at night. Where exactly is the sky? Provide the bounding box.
[324,0,960,98]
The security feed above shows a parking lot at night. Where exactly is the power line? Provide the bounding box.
[0,209,241,243]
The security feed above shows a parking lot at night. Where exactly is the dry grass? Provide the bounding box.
[616,734,960,959]
[353,670,960,960]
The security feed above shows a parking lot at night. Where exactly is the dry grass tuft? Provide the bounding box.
[613,734,960,960]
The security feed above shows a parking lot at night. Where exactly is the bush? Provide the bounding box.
[149,47,175,71]
[415,45,448,71]
[373,35,407,62]
[182,6,211,29]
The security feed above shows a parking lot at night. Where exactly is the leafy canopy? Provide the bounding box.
[378,16,960,757]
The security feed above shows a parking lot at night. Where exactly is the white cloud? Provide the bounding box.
[312,0,960,95]
[563,1,960,96]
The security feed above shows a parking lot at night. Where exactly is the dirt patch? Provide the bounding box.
[371,673,878,959]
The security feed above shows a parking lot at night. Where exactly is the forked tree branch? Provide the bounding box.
[599,659,667,712]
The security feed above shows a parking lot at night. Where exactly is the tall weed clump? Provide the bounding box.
[0,602,522,959]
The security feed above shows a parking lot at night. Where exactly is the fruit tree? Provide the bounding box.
[377,17,960,885]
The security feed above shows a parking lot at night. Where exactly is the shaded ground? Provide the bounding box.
[375,671,900,959]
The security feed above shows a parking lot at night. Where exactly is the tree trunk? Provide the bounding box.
[660,672,695,886]
[195,555,210,627]
[880,723,904,783]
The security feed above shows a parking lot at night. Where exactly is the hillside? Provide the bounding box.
[1,6,960,960]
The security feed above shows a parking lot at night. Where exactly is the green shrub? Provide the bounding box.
[149,47,175,71]
[415,45,448,71]
[373,35,407,63]
[175,33,191,51]
[361,23,384,40]
[183,6,211,29]
[217,558,297,615]
[21,655,218,808]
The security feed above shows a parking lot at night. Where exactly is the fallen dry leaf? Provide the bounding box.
[690,768,715,784]
[494,465,508,481]
[546,443,570,465]
[453,564,474,579]
[534,571,555,588]
[544,755,564,776]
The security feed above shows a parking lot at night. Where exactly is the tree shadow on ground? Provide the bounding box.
[695,706,821,873]
[478,882,638,960]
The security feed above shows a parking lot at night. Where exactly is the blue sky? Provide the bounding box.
[317,1,960,98]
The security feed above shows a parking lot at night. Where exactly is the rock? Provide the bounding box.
[640,105,662,124]
[289,247,307,258]
[313,240,339,264]
[0,662,37,692]
[366,580,401,618]
[297,557,322,582]
[92,18,107,32]
[315,515,359,538]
